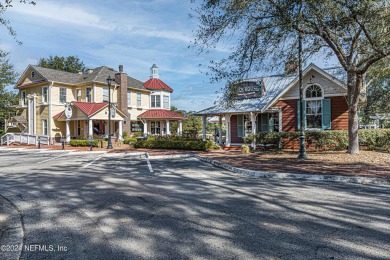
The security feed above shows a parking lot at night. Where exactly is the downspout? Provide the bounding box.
[48,81,54,145]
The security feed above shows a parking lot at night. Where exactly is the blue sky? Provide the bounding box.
[1,0,339,111]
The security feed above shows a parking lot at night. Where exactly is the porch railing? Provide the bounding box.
[1,133,49,146]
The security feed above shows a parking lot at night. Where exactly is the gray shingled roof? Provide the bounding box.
[196,75,295,115]
[30,65,147,90]
[196,63,347,115]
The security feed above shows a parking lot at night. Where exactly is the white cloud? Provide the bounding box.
[8,1,113,30]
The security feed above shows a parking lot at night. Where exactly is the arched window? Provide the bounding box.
[305,84,322,99]
[304,84,323,129]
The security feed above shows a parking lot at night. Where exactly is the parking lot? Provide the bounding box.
[0,147,389,259]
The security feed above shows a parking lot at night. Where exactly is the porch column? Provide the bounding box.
[202,115,207,141]
[143,121,148,136]
[250,112,257,150]
[88,119,93,139]
[225,114,231,147]
[118,120,123,141]
[178,120,182,137]
[65,119,70,143]
[218,115,222,145]
[166,120,170,135]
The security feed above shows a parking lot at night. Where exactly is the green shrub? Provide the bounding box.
[241,145,250,154]
[132,132,143,137]
[69,139,99,147]
[134,138,214,150]
[124,137,137,144]
[244,129,390,151]
[122,132,128,139]
[0,130,5,136]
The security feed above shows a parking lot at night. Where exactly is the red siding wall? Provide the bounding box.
[230,115,244,143]
[330,96,349,130]
[272,99,298,132]
[271,96,349,132]
[228,96,349,143]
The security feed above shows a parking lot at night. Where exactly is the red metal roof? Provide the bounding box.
[144,78,173,92]
[138,109,186,119]
[53,111,64,119]
[53,102,108,119]
[73,102,108,116]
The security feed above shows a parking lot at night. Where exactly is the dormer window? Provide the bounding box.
[31,71,35,78]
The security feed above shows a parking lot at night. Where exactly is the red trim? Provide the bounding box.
[17,79,47,88]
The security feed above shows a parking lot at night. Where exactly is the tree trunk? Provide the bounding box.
[346,71,362,154]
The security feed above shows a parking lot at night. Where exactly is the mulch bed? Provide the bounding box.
[201,150,390,179]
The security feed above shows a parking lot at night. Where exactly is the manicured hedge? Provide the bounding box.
[69,139,99,147]
[244,129,390,151]
[124,137,138,144]
[134,138,214,150]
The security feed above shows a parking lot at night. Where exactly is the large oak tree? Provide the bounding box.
[192,0,390,154]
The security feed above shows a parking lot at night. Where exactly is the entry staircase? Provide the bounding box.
[0,133,50,146]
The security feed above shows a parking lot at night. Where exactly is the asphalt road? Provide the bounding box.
[0,148,389,259]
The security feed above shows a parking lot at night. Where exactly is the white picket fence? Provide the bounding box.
[0,133,49,146]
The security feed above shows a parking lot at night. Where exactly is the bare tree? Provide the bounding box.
[192,0,390,154]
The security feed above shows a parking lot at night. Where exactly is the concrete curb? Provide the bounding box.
[147,153,195,160]
[193,155,390,186]
[0,194,24,260]
[69,151,107,155]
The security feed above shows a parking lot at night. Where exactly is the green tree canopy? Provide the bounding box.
[38,55,86,73]
[363,57,390,122]
[192,0,390,154]
[0,51,18,130]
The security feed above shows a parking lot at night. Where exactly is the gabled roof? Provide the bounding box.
[144,78,173,92]
[73,102,109,116]
[16,65,147,91]
[138,109,186,119]
[195,63,347,115]
[53,102,126,120]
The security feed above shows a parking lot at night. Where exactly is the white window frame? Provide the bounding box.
[151,121,161,135]
[42,119,48,135]
[163,95,169,109]
[59,88,67,103]
[21,90,26,106]
[86,87,92,102]
[42,87,48,103]
[127,90,131,106]
[304,84,324,130]
[103,87,109,102]
[137,93,141,107]
[76,88,82,102]
[151,95,161,108]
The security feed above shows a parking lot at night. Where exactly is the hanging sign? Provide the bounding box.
[64,103,72,118]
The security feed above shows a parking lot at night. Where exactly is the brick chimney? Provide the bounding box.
[115,65,131,134]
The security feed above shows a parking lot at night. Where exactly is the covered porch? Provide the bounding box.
[53,102,127,143]
[137,109,186,136]
[197,109,283,149]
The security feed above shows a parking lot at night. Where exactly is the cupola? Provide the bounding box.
[150,64,159,79]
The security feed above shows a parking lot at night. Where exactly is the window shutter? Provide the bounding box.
[237,115,244,137]
[261,113,269,132]
[297,101,306,130]
[322,99,331,130]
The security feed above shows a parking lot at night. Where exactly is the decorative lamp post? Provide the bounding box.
[106,76,114,149]
[297,1,307,159]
